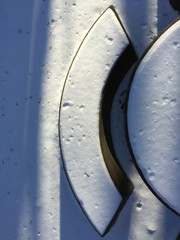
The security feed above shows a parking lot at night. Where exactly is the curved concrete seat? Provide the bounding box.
[59,7,135,235]
[127,19,180,215]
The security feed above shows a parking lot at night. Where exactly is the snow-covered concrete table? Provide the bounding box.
[127,18,180,215]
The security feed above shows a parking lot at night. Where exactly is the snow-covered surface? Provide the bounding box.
[60,8,130,235]
[127,19,180,215]
[0,0,180,239]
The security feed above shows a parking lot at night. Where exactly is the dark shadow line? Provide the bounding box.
[100,45,137,198]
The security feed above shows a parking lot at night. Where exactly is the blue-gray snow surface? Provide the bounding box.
[0,0,179,239]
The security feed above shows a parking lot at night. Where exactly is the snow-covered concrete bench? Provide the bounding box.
[59,7,135,236]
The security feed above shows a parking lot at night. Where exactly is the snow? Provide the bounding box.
[127,19,180,215]
[0,0,180,240]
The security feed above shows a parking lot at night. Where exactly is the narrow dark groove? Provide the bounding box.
[100,44,138,198]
